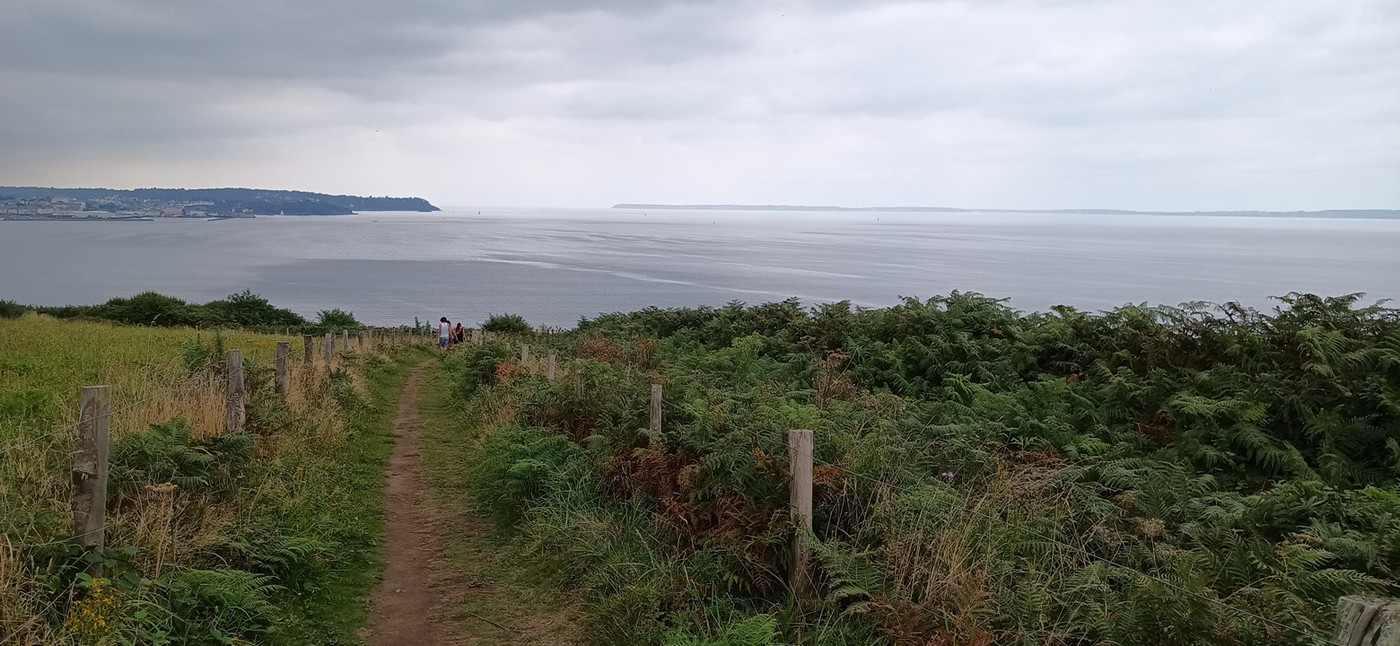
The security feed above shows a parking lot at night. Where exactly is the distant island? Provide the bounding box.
[0,186,439,220]
[613,204,1400,219]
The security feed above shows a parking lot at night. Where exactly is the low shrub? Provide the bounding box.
[91,291,203,327]
[315,307,360,331]
[204,290,307,328]
[157,568,281,644]
[35,290,311,330]
[0,299,26,318]
[445,341,513,396]
[472,424,585,524]
[108,420,255,501]
[482,312,533,335]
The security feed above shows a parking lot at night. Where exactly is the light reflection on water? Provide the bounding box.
[1,208,1397,326]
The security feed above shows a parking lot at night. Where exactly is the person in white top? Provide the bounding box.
[437,317,452,353]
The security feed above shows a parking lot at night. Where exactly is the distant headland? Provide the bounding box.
[612,204,1400,219]
[1,186,439,220]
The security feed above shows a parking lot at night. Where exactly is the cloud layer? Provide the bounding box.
[2,0,1396,209]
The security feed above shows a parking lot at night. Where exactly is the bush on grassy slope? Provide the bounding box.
[454,293,1400,645]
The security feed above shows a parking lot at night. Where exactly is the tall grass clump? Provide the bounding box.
[447,292,1400,645]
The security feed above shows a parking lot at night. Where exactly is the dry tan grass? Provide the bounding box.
[0,316,427,644]
[0,536,63,645]
[866,456,1078,645]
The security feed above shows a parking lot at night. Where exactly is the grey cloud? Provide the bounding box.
[1,0,715,83]
[1,0,1396,210]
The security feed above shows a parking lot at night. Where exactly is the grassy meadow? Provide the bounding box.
[1,312,427,644]
[444,294,1400,646]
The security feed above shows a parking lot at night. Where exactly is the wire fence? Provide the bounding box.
[8,335,1336,642]
[627,363,1342,645]
[0,328,430,643]
[0,329,427,458]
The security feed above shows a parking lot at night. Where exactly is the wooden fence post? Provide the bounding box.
[342,330,349,352]
[1336,596,1400,646]
[650,384,663,434]
[521,344,530,365]
[303,334,313,363]
[275,342,289,399]
[574,373,584,398]
[324,332,334,367]
[547,354,557,381]
[227,350,245,432]
[788,429,814,596]
[73,385,111,574]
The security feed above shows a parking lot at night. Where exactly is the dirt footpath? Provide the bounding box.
[365,362,581,646]
[365,366,451,646]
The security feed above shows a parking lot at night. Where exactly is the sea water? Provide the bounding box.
[2,208,1397,326]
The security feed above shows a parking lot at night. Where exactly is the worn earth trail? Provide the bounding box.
[365,365,451,646]
[366,361,581,646]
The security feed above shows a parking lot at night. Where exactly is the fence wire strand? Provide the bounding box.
[641,374,1340,646]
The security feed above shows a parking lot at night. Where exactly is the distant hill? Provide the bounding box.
[0,186,439,215]
[612,204,1400,219]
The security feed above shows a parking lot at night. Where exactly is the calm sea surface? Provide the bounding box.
[2,208,1397,326]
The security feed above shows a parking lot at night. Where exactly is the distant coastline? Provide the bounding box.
[0,215,154,222]
[612,204,1400,219]
[1,186,439,220]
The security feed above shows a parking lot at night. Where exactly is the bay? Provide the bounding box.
[1,207,1397,326]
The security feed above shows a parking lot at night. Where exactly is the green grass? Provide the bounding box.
[435,293,1400,646]
[2,311,433,645]
[0,314,292,438]
[270,349,423,644]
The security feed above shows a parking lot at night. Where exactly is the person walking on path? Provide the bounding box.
[437,317,452,354]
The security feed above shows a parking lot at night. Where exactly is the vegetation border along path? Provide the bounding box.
[371,358,581,645]
[365,365,452,645]
[0,315,430,645]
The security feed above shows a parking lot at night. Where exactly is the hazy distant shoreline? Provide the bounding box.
[1,186,439,219]
[612,204,1400,219]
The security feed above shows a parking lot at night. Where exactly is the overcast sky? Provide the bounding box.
[2,0,1397,210]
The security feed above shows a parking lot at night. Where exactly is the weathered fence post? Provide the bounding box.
[650,384,663,434]
[303,334,313,363]
[547,354,557,381]
[574,373,584,398]
[342,330,349,352]
[73,385,111,574]
[1336,596,1400,646]
[357,332,364,351]
[521,344,530,365]
[324,332,334,367]
[472,329,482,344]
[227,350,245,432]
[788,429,814,596]
[275,342,289,399]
